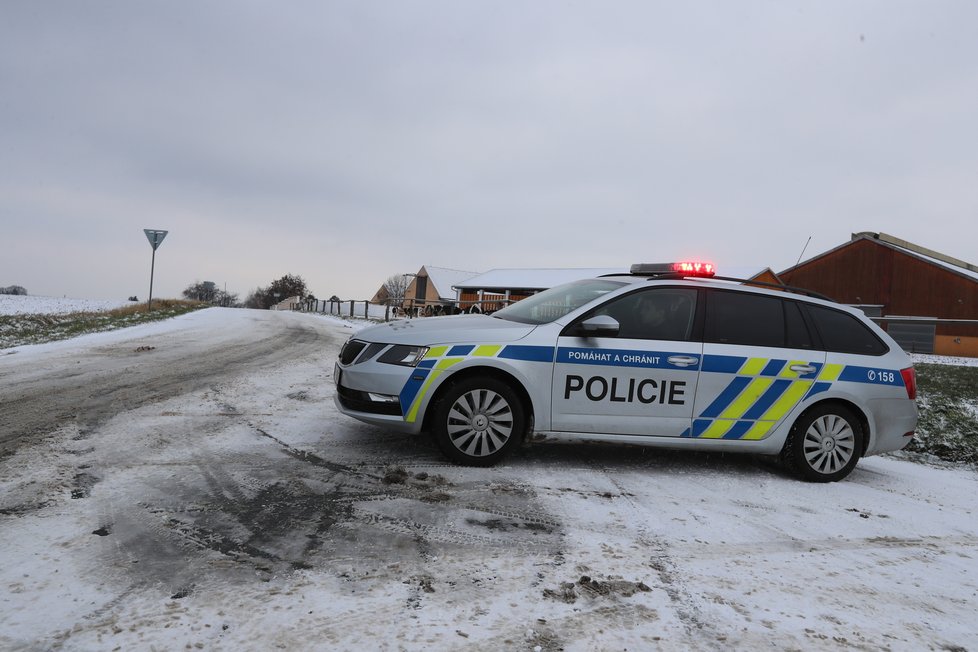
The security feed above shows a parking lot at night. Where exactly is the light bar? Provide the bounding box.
[672,261,715,276]
[630,262,716,277]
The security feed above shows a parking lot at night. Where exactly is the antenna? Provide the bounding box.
[794,235,812,267]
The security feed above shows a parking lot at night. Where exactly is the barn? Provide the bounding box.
[779,232,978,357]
[390,266,480,316]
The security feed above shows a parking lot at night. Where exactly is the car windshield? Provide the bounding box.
[492,279,627,325]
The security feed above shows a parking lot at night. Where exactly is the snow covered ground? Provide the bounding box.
[0,294,136,315]
[912,352,978,367]
[1,309,977,651]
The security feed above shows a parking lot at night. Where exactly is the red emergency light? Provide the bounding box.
[630,262,717,277]
[672,261,715,276]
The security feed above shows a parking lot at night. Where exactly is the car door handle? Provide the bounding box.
[667,355,699,368]
[789,364,817,375]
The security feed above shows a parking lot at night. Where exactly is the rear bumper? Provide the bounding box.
[865,398,919,456]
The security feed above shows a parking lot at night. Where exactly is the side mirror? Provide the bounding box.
[578,315,620,337]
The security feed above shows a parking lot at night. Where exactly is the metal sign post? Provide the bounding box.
[144,229,168,311]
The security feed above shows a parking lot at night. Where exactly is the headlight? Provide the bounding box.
[377,345,430,367]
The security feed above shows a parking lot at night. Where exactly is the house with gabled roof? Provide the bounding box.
[397,265,481,315]
[779,232,978,356]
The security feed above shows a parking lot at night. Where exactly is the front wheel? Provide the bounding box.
[431,377,525,466]
[782,404,864,482]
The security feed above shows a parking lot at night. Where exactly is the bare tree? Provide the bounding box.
[382,274,411,307]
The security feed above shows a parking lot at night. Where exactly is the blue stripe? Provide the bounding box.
[699,376,752,418]
[722,420,754,440]
[500,345,555,362]
[805,381,832,398]
[447,345,475,356]
[399,369,431,411]
[741,379,792,420]
[839,366,904,387]
[417,359,436,369]
[555,347,698,370]
[702,355,745,374]
[761,359,786,376]
[691,419,712,437]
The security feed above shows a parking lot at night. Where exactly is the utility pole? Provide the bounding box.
[143,229,168,311]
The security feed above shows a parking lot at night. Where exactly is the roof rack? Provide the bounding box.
[709,275,833,301]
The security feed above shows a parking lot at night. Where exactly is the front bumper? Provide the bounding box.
[333,361,425,434]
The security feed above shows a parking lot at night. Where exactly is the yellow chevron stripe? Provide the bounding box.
[699,420,735,439]
[720,377,775,420]
[425,346,449,359]
[760,380,813,421]
[405,358,463,422]
[473,345,502,357]
[819,363,844,381]
[742,420,775,440]
[739,357,768,376]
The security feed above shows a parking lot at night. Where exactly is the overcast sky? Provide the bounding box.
[2,1,976,301]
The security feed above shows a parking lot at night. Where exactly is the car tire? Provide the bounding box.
[432,377,525,466]
[782,404,864,482]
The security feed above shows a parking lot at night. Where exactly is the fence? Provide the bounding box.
[292,297,513,322]
[296,299,391,320]
[871,316,978,356]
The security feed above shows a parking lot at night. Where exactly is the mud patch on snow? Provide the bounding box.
[467,517,555,535]
[543,575,652,604]
[70,471,99,499]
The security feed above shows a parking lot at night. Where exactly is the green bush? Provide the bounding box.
[905,363,978,465]
[0,300,208,349]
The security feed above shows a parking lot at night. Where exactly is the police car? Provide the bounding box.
[334,263,918,482]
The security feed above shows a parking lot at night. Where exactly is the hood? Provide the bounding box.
[353,314,536,345]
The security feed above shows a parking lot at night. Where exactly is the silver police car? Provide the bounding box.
[334,263,918,482]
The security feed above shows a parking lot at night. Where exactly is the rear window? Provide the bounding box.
[705,290,785,347]
[704,291,817,349]
[805,304,888,356]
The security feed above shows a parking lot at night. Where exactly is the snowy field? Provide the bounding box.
[0,294,136,315]
[1,309,977,650]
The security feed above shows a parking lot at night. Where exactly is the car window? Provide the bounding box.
[492,279,626,325]
[805,304,888,355]
[590,288,698,341]
[705,290,784,347]
[784,300,815,349]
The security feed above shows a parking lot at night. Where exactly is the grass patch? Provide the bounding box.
[904,363,978,466]
[0,300,209,349]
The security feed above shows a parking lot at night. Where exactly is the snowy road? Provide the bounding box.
[1,308,976,650]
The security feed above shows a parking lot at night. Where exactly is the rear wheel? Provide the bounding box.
[782,404,863,482]
[432,377,525,466]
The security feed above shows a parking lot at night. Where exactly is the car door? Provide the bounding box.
[550,287,702,436]
[689,289,826,440]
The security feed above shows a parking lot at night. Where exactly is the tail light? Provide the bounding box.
[900,367,917,400]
